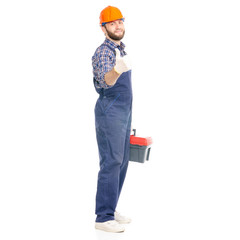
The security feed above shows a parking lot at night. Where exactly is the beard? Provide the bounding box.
[105,28,125,41]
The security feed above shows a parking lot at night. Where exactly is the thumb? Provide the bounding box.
[115,48,121,58]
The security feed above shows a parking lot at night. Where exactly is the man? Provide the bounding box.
[92,6,132,233]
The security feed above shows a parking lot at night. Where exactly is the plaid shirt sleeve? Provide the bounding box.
[92,46,116,89]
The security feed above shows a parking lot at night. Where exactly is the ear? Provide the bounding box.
[101,25,107,35]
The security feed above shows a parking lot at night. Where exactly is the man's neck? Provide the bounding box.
[106,36,121,46]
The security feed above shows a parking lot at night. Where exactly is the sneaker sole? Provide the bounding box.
[95,224,125,233]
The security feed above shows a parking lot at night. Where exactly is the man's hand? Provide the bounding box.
[114,48,131,74]
[104,49,131,86]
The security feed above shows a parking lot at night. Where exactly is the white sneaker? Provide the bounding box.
[95,220,125,233]
[114,212,131,224]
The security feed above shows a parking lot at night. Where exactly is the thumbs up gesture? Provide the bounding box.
[114,48,131,75]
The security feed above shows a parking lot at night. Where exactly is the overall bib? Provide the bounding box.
[94,45,132,223]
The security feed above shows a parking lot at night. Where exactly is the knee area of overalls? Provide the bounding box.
[105,158,123,170]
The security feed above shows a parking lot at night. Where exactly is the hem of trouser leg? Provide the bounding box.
[96,216,115,223]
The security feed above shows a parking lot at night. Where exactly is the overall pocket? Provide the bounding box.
[101,93,121,113]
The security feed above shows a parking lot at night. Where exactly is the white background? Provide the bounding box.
[0,0,240,239]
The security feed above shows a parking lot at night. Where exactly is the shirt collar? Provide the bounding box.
[104,38,125,51]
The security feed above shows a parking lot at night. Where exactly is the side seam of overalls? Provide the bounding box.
[94,44,133,223]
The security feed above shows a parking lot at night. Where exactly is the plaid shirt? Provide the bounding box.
[92,38,127,89]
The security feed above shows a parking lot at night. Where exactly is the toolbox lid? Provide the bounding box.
[130,135,153,146]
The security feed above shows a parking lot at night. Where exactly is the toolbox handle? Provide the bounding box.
[132,129,136,136]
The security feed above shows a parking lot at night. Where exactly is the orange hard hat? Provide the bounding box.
[99,6,124,26]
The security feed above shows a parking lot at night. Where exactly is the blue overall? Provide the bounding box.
[94,45,132,223]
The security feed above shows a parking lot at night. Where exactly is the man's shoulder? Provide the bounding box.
[93,43,115,59]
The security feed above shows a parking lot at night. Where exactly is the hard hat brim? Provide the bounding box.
[101,18,125,26]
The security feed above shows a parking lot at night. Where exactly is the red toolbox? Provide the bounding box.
[129,129,153,163]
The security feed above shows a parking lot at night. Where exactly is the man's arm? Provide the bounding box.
[104,48,131,86]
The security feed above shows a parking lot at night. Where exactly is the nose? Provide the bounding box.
[112,20,124,31]
[115,22,121,29]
